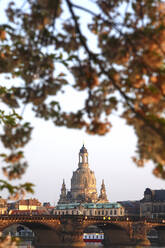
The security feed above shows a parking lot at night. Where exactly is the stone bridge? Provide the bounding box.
[0,215,165,247]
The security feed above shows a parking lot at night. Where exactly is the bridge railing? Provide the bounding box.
[0,214,165,224]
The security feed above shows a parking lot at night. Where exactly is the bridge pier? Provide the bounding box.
[131,222,151,246]
[60,227,85,246]
[60,232,85,247]
[135,237,151,246]
[58,216,86,247]
[33,228,85,247]
[103,228,132,246]
[33,228,61,247]
[102,221,151,246]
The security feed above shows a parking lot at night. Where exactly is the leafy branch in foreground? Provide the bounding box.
[0,233,18,248]
[0,180,34,200]
[0,107,34,197]
[0,110,21,126]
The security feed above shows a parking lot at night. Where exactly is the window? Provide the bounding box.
[72,210,74,215]
[102,210,104,215]
[153,206,157,213]
[90,210,92,216]
[110,210,113,215]
[66,210,68,214]
[153,214,156,219]
[62,211,64,215]
[147,205,150,211]
[95,210,97,215]
[83,211,86,215]
[114,210,117,215]
[106,210,108,215]
[98,211,100,215]
[84,177,87,186]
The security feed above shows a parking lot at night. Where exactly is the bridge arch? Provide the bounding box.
[3,223,34,236]
[0,219,59,234]
[82,221,131,246]
[1,221,55,231]
[83,224,104,243]
[0,218,62,247]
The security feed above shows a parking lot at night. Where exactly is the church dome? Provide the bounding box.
[80,144,87,153]
[57,145,109,204]
[71,167,98,203]
[70,145,98,203]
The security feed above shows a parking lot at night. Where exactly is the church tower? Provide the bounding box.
[58,179,67,204]
[79,144,88,168]
[70,145,98,203]
[98,179,109,203]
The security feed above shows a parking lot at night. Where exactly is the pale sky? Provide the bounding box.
[18,112,165,206]
[0,0,165,205]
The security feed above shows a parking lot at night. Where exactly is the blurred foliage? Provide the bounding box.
[0,0,165,201]
[0,232,19,248]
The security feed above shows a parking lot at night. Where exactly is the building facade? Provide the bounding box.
[58,145,108,204]
[118,201,140,217]
[140,188,165,218]
[54,202,124,217]
[0,197,7,214]
[8,198,41,213]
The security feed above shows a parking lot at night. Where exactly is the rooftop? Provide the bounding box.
[55,202,122,210]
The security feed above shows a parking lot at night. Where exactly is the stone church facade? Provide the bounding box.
[58,145,108,204]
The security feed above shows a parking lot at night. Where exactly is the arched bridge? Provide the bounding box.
[1,215,165,247]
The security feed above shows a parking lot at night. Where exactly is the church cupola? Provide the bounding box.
[98,179,109,203]
[58,179,67,204]
[61,179,66,195]
[79,144,88,168]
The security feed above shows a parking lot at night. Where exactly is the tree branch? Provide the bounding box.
[65,0,165,142]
